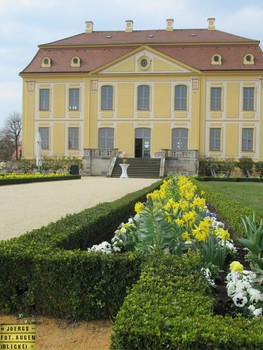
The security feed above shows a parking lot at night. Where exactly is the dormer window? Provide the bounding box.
[211,54,222,65]
[71,56,81,67]
[243,54,254,65]
[41,57,51,68]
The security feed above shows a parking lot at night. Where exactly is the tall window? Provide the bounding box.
[172,128,188,149]
[210,87,222,111]
[69,88,79,110]
[39,89,49,111]
[209,128,221,151]
[68,127,79,149]
[137,85,150,110]
[98,128,114,149]
[101,86,113,110]
[175,85,187,110]
[242,128,254,151]
[243,87,255,111]
[39,127,49,149]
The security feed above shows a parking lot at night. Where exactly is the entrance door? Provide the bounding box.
[135,128,151,158]
[135,138,143,158]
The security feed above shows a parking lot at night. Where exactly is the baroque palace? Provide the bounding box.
[20,19,263,175]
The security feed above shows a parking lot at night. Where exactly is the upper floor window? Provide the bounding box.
[69,88,79,110]
[209,128,221,151]
[242,128,254,152]
[243,87,255,111]
[210,87,222,111]
[39,127,49,149]
[39,89,50,111]
[68,127,79,149]
[172,128,188,149]
[175,85,187,110]
[101,85,113,110]
[137,85,150,110]
[98,128,114,149]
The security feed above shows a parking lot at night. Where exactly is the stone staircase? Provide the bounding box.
[111,158,161,178]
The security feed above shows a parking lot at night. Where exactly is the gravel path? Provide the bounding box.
[0,177,158,241]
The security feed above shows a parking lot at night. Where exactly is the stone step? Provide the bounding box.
[111,158,161,178]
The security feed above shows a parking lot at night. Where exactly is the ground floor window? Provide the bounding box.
[172,128,188,149]
[209,128,221,151]
[242,128,254,151]
[39,127,49,149]
[98,128,114,148]
[68,127,79,149]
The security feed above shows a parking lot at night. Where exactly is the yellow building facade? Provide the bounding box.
[20,19,263,162]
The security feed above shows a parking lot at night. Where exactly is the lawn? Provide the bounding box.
[203,181,263,214]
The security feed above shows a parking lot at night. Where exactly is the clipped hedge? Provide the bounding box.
[197,176,263,183]
[192,178,263,237]
[0,174,81,186]
[111,252,263,350]
[0,180,162,319]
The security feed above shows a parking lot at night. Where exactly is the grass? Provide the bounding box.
[203,181,263,214]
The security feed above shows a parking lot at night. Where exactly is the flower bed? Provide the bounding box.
[108,176,263,348]
[0,173,81,185]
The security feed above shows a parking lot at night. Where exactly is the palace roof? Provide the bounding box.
[20,24,263,74]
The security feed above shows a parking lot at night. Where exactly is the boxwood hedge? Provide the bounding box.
[111,252,263,350]
[0,180,162,319]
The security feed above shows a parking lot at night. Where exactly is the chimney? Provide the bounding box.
[166,19,174,31]
[85,21,94,33]
[207,18,215,30]
[125,20,133,32]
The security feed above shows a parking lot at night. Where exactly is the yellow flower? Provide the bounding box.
[174,218,184,226]
[123,223,135,229]
[192,227,208,242]
[134,202,144,213]
[190,196,206,209]
[179,199,188,212]
[182,211,196,225]
[230,261,244,272]
[199,218,211,235]
[182,231,191,241]
[215,228,230,240]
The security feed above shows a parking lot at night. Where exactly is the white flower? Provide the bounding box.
[201,267,216,287]
[226,281,237,297]
[248,288,263,303]
[233,293,248,307]
[223,240,237,253]
[87,241,112,254]
[248,305,255,313]
[253,307,262,317]
[249,305,263,317]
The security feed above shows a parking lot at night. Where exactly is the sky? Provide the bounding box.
[1,0,263,128]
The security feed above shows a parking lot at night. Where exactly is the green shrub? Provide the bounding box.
[255,161,263,177]
[199,158,237,177]
[0,180,162,319]
[111,252,263,350]
[238,156,254,176]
